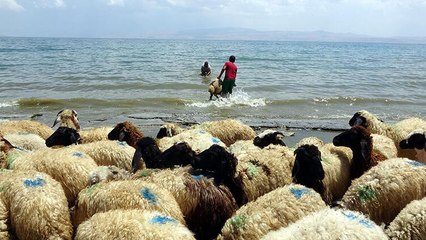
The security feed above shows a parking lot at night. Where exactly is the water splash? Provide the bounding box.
[187,88,267,108]
[0,101,18,108]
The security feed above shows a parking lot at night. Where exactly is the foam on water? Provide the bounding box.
[186,88,267,108]
[0,101,18,108]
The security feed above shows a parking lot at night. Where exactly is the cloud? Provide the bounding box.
[0,0,24,11]
[108,0,124,6]
[34,0,66,8]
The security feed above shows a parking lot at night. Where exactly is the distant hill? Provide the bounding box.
[140,28,426,44]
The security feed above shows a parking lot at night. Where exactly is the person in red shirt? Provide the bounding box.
[217,55,237,98]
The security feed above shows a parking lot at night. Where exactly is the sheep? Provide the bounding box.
[0,119,53,140]
[79,126,114,143]
[72,180,185,227]
[253,129,286,148]
[196,119,256,146]
[217,184,327,240]
[0,170,73,239]
[156,122,185,139]
[69,140,135,172]
[399,129,426,164]
[385,196,426,239]
[87,165,131,186]
[108,121,144,148]
[296,136,324,148]
[340,157,426,225]
[349,110,426,159]
[293,143,352,204]
[208,78,222,100]
[45,109,81,147]
[75,209,195,240]
[333,125,397,180]
[132,136,197,173]
[262,208,388,240]
[0,137,30,169]
[135,166,240,240]
[2,132,47,151]
[8,147,99,205]
[234,144,296,202]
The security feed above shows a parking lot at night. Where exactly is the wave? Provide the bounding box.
[0,101,18,108]
[186,89,267,108]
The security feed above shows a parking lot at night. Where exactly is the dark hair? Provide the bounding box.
[229,55,236,62]
[204,61,209,67]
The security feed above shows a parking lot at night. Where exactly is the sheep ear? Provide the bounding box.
[131,147,143,173]
[360,139,369,160]
[71,111,80,130]
[52,115,61,128]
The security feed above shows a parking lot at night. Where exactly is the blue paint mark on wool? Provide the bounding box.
[150,215,177,225]
[191,175,203,180]
[72,152,83,158]
[24,177,45,188]
[290,187,310,199]
[141,187,158,204]
[212,137,221,144]
[406,160,425,167]
[198,129,206,134]
[341,211,374,228]
[117,141,127,146]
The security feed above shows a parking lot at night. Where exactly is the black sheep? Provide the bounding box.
[253,130,286,148]
[45,127,81,147]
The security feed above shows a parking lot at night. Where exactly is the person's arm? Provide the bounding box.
[217,65,225,79]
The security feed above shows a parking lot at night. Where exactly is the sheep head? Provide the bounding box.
[132,137,162,172]
[108,121,143,148]
[156,123,183,139]
[400,130,426,150]
[160,141,196,168]
[292,144,325,196]
[253,129,286,148]
[52,109,80,130]
[349,110,385,129]
[45,127,81,147]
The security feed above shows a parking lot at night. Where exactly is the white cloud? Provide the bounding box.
[34,0,66,8]
[108,0,124,6]
[0,0,24,11]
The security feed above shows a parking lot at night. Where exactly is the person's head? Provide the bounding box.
[229,55,236,62]
[204,61,209,67]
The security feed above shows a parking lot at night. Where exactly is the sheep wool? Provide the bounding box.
[262,208,388,240]
[236,144,295,201]
[3,133,47,151]
[79,126,113,143]
[197,119,256,146]
[136,166,238,240]
[0,119,53,140]
[0,170,72,240]
[68,140,134,171]
[385,197,426,239]
[218,184,327,240]
[75,209,195,240]
[9,147,99,204]
[73,180,185,227]
[87,165,131,186]
[371,133,398,159]
[341,157,426,225]
[158,128,226,153]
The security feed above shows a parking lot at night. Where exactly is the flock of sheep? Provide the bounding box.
[0,109,426,240]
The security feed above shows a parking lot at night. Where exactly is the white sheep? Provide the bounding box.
[0,170,72,239]
[79,126,113,143]
[2,132,47,151]
[349,110,426,159]
[8,147,99,204]
[0,119,53,140]
[262,208,388,240]
[75,209,195,240]
[72,179,185,227]
[399,129,426,164]
[385,196,426,239]
[340,157,426,225]
[293,143,352,204]
[52,108,80,130]
[218,184,327,240]
[87,165,131,186]
[208,78,222,100]
[68,140,134,171]
[196,119,257,146]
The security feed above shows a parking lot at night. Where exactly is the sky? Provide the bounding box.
[1,0,426,38]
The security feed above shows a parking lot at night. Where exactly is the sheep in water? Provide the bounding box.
[45,109,81,147]
[208,78,222,100]
[399,129,426,164]
[292,143,352,205]
[333,125,395,180]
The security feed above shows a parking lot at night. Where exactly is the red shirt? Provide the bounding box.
[223,61,237,80]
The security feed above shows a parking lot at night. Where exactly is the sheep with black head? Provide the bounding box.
[253,129,286,148]
[108,121,144,148]
[399,129,426,164]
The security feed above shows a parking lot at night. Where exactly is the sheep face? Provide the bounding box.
[292,144,325,195]
[253,130,286,148]
[132,137,161,172]
[52,109,80,130]
[108,122,130,142]
[156,126,172,139]
[400,132,426,150]
[45,127,81,147]
[160,142,196,167]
